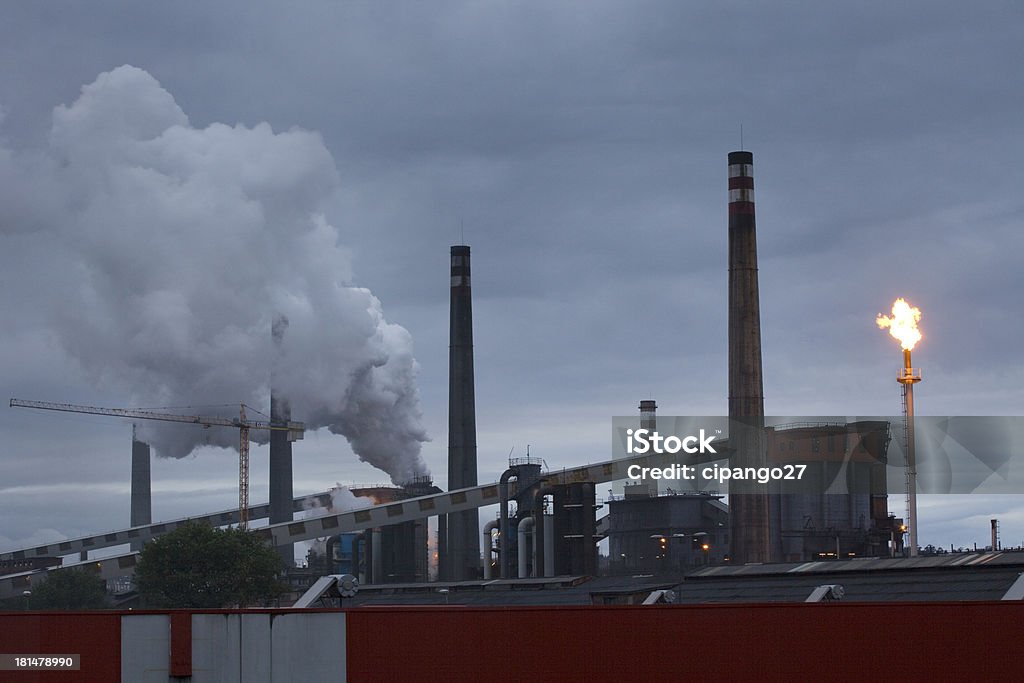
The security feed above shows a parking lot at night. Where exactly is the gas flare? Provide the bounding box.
[877,298,922,351]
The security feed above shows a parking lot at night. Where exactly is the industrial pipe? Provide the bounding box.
[437,513,447,581]
[371,528,382,584]
[898,346,922,557]
[517,517,534,579]
[353,533,363,583]
[544,514,554,577]
[498,467,518,579]
[533,484,556,577]
[582,481,597,576]
[482,519,499,579]
[325,535,338,573]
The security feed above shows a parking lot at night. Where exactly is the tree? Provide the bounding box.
[27,567,109,610]
[135,520,285,608]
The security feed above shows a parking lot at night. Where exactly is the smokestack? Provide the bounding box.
[639,400,657,430]
[639,400,658,496]
[270,314,294,567]
[444,245,480,581]
[130,425,151,551]
[727,150,771,564]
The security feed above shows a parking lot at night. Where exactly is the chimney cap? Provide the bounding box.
[728,151,753,165]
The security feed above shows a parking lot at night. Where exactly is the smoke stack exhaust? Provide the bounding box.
[727,151,771,564]
[444,245,480,580]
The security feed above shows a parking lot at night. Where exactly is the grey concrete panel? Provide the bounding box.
[241,613,272,683]
[120,614,168,683]
[270,612,345,682]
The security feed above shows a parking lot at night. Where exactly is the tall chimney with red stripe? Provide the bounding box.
[727,151,771,564]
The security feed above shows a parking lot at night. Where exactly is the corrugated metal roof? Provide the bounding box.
[327,552,1024,606]
[342,575,676,607]
[689,551,1024,578]
[672,567,1022,603]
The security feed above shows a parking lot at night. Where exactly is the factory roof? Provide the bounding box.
[334,575,675,607]
[675,550,1024,603]
[688,550,1023,578]
[331,551,1024,606]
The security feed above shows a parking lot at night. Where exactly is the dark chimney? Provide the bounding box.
[727,151,771,564]
[444,245,480,580]
[270,314,294,567]
[130,426,151,551]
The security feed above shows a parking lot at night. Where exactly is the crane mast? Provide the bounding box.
[10,398,304,530]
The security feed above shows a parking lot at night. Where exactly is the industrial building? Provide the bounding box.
[0,152,915,604]
[606,487,729,574]
[766,421,902,561]
[349,478,438,584]
[314,549,1024,607]
[2,149,1023,682]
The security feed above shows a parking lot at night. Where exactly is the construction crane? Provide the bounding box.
[9,398,304,530]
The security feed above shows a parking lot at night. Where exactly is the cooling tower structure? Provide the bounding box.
[727,150,772,564]
[443,245,480,581]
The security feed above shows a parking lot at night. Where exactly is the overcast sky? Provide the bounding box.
[1,2,1023,557]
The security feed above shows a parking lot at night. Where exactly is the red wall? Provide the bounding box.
[2,602,1023,681]
[346,602,1024,681]
[0,612,120,682]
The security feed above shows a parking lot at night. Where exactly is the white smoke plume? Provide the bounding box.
[0,66,429,484]
[301,484,367,515]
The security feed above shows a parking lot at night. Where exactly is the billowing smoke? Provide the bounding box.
[302,484,366,515]
[0,65,429,484]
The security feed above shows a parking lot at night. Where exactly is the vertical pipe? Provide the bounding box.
[352,534,362,582]
[727,150,771,564]
[518,517,534,578]
[498,468,516,579]
[371,528,383,584]
[325,536,339,574]
[544,514,555,577]
[532,485,554,577]
[900,347,921,558]
[583,482,597,576]
[437,514,447,581]
[448,245,480,581]
[482,520,499,579]
[904,381,918,557]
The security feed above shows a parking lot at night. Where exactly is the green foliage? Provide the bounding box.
[27,567,109,610]
[135,520,285,608]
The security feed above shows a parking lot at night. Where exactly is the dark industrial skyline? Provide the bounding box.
[1,3,1022,555]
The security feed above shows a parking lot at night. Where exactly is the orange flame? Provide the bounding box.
[876,298,922,351]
